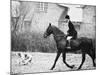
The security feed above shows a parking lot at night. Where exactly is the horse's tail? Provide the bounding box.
[90,39,96,58]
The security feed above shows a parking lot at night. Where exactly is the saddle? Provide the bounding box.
[66,39,81,49]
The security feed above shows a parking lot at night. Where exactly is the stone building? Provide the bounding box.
[11,1,96,38]
[11,1,69,33]
[79,5,96,38]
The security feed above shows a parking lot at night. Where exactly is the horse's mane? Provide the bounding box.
[51,25,66,36]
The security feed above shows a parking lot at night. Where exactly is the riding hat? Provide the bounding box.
[65,15,70,19]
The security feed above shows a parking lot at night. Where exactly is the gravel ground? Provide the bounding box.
[11,52,96,74]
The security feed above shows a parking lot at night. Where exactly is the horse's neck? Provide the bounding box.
[52,27,66,42]
[52,27,65,36]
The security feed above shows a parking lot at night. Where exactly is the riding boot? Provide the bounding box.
[67,40,71,49]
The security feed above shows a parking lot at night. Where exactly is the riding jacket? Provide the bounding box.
[67,21,77,39]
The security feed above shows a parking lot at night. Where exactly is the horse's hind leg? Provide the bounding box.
[50,51,61,70]
[77,53,86,70]
[62,53,75,69]
[88,50,96,67]
[92,55,96,67]
[92,50,96,67]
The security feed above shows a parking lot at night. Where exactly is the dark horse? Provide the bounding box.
[43,23,96,70]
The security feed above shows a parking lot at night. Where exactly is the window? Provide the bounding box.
[36,2,48,13]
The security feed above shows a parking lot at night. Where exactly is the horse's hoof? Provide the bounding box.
[77,69,80,70]
[70,65,75,69]
[77,67,81,70]
[50,68,53,70]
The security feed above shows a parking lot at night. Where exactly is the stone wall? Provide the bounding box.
[11,1,96,38]
[19,2,68,34]
[79,5,96,38]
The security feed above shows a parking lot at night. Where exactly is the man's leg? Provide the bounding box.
[66,36,72,49]
[67,40,71,48]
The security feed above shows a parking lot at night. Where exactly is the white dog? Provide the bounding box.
[17,52,32,65]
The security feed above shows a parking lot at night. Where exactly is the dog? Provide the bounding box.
[17,52,32,65]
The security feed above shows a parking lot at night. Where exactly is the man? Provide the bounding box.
[65,15,77,49]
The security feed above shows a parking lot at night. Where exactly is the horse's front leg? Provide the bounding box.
[50,51,61,70]
[77,53,86,70]
[62,52,75,69]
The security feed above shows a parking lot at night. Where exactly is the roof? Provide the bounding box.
[58,4,83,22]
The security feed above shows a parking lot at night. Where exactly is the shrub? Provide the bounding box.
[11,32,57,53]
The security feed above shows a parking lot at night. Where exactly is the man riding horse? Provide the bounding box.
[65,15,77,49]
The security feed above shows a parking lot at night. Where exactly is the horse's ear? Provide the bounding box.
[49,23,51,26]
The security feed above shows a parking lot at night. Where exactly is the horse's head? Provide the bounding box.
[43,23,53,38]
